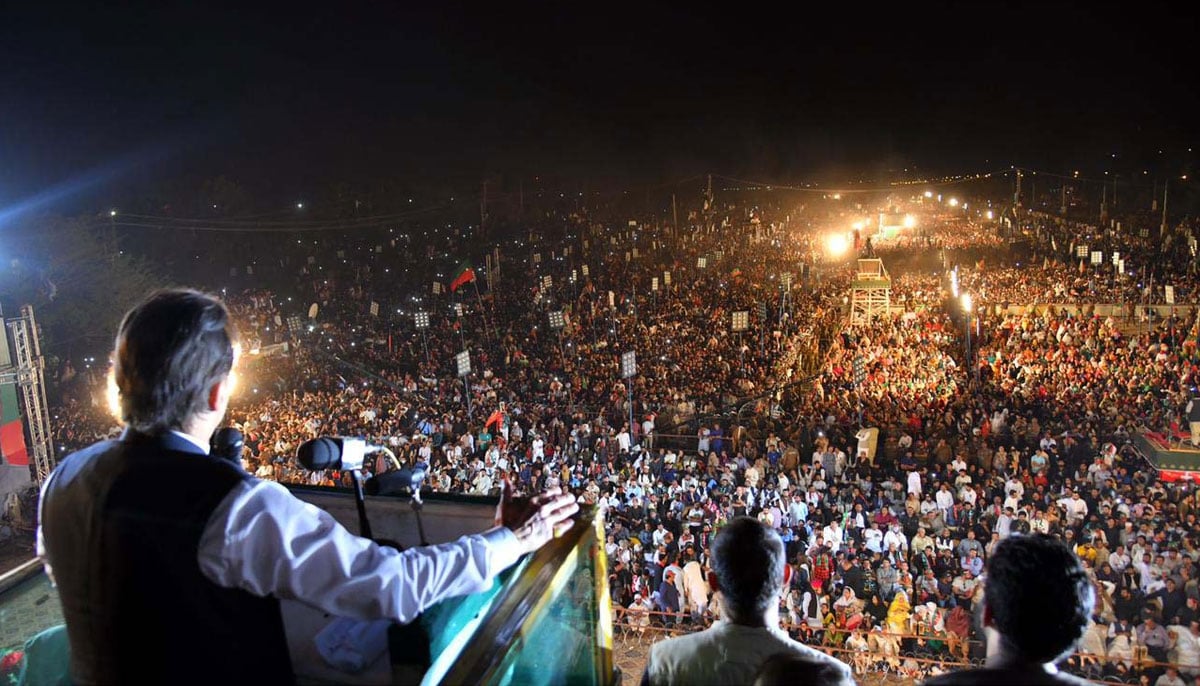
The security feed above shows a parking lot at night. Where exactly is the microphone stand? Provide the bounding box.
[411,485,429,547]
[349,469,373,540]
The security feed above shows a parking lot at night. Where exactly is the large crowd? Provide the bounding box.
[47,191,1200,684]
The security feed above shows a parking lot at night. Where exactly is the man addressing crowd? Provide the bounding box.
[37,288,578,685]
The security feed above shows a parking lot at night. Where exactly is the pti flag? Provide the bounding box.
[450,261,477,292]
[0,328,27,465]
[0,386,26,466]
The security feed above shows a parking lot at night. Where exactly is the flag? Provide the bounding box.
[731,268,743,278]
[485,409,504,431]
[0,336,26,466]
[450,261,476,292]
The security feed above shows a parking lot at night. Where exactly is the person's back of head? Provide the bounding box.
[114,288,238,434]
[984,533,1094,665]
[711,516,783,623]
[753,652,855,686]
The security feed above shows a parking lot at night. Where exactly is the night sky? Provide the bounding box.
[0,2,1196,215]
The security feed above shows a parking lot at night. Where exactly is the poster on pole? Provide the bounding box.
[1076,245,1089,258]
[1090,251,1103,266]
[370,302,379,317]
[1166,286,1176,305]
[308,303,319,319]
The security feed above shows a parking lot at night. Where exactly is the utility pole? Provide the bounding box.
[1060,183,1067,216]
[1014,168,1022,213]
[1153,180,1159,212]
[1100,185,1108,224]
[480,180,488,235]
[706,174,715,233]
[1162,178,1170,234]
[519,179,524,217]
[672,193,678,234]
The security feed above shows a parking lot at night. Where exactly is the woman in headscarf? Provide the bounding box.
[832,586,865,632]
[886,588,913,635]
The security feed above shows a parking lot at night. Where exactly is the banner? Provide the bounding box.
[308,303,319,319]
[0,332,27,466]
[370,301,379,317]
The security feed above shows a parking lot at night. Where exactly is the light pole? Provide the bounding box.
[621,351,637,448]
[961,293,974,383]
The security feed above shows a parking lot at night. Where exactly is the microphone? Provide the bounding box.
[296,436,386,472]
[211,427,245,465]
[365,465,428,496]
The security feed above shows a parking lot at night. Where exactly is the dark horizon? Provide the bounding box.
[1,2,1196,221]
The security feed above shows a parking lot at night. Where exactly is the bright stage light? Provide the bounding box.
[985,210,994,220]
[106,369,121,420]
[826,233,850,257]
[948,198,959,207]
[903,214,916,228]
[961,293,973,312]
[924,191,933,198]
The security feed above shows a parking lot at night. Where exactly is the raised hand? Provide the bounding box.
[497,478,580,555]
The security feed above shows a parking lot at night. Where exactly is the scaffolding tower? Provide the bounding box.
[850,258,892,324]
[0,306,55,483]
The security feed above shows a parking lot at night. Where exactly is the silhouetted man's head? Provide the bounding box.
[983,534,1094,664]
[710,517,784,622]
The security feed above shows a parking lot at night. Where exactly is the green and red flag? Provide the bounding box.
[450,261,477,292]
[0,386,26,466]
[0,332,26,465]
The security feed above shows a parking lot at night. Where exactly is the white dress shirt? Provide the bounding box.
[197,479,522,624]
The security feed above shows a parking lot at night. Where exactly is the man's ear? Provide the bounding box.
[980,600,994,629]
[781,563,793,589]
[707,570,720,593]
[208,374,233,412]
